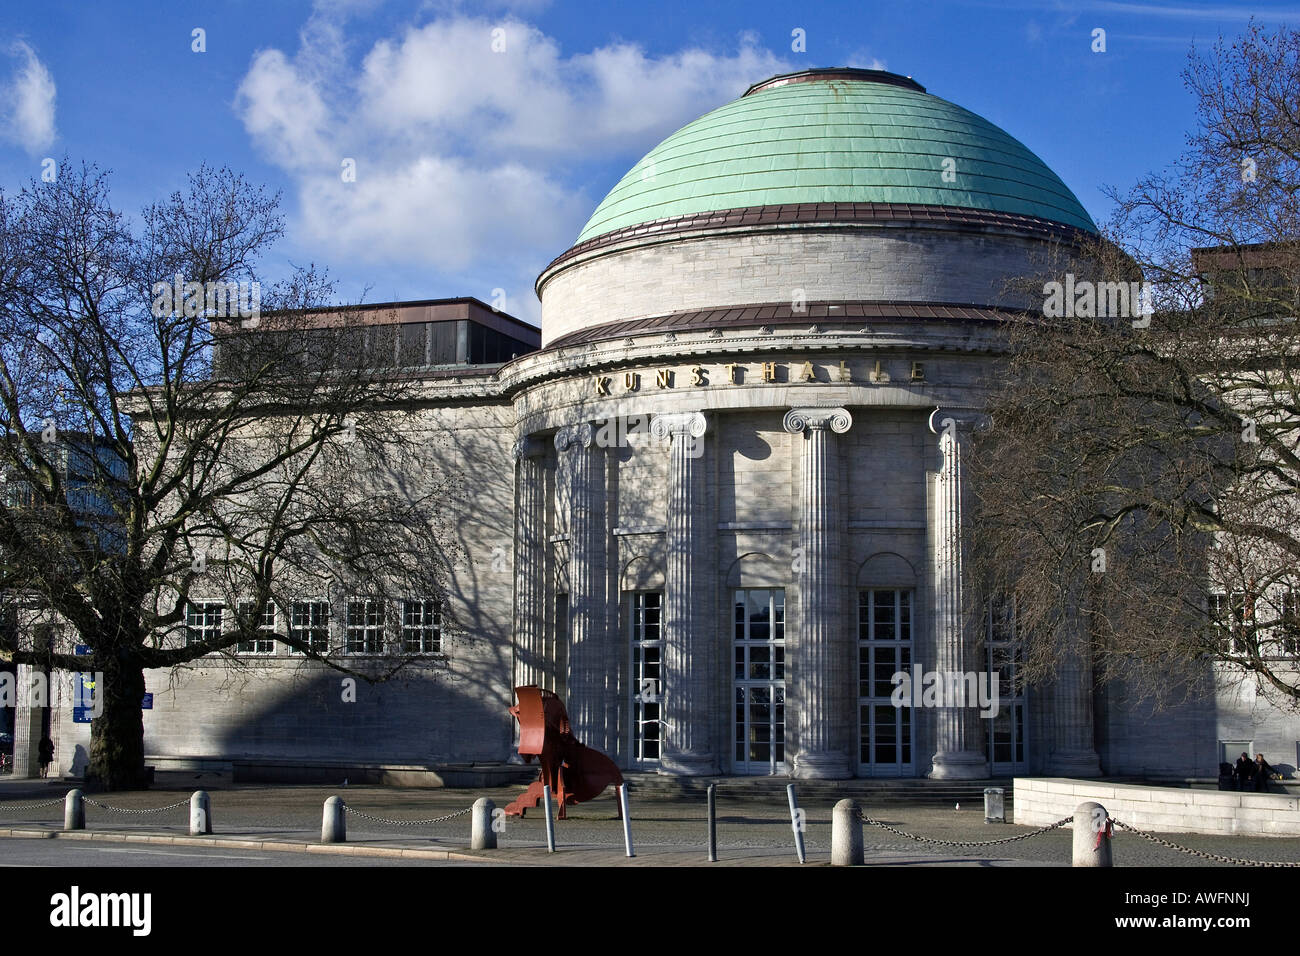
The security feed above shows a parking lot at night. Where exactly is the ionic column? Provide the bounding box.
[1044,612,1103,776]
[512,436,547,689]
[554,423,607,748]
[784,406,853,780]
[12,663,44,778]
[927,408,991,779]
[651,412,716,775]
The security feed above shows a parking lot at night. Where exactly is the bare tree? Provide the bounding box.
[0,161,461,789]
[967,22,1300,711]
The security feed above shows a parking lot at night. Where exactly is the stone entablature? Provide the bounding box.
[382,319,1014,408]
[494,320,1011,393]
[510,355,998,444]
[588,356,926,396]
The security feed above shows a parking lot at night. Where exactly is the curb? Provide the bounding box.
[0,827,503,863]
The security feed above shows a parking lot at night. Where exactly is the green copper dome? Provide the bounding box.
[575,69,1097,244]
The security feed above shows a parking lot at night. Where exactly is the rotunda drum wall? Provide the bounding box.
[539,228,1052,346]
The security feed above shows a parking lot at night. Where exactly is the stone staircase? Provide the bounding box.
[618,772,1014,808]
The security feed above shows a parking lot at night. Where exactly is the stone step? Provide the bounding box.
[617,772,1015,806]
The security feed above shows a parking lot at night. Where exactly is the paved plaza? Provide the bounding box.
[1,776,1296,867]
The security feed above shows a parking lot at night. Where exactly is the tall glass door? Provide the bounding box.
[628,591,662,767]
[986,599,1028,773]
[734,589,786,774]
[858,589,914,776]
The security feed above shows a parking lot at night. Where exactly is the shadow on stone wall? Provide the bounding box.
[209,661,511,766]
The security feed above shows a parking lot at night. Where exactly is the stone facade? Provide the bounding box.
[26,308,1300,782]
[18,70,1300,786]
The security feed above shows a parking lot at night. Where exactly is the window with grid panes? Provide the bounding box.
[1279,591,1300,656]
[346,600,385,654]
[288,601,330,654]
[185,602,223,648]
[236,602,276,654]
[1209,592,1246,653]
[402,600,441,653]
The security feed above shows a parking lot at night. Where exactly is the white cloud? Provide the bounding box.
[296,154,589,274]
[1,40,56,154]
[353,19,787,155]
[1089,1,1300,20]
[845,50,888,71]
[235,9,791,285]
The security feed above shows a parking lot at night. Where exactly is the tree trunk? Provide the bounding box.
[88,652,148,790]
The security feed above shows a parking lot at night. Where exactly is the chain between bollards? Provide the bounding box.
[833,804,1076,865]
[0,796,65,812]
[1111,818,1300,867]
[60,790,197,832]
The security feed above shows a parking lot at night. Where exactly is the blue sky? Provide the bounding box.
[0,0,1290,326]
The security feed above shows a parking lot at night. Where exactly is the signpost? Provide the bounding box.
[72,673,96,723]
[70,647,152,718]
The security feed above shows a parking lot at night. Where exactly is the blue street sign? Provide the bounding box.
[74,644,91,656]
[72,672,97,723]
[141,693,153,710]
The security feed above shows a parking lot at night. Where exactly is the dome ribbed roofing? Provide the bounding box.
[575,68,1096,244]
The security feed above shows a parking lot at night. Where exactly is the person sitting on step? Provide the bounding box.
[1235,751,1255,791]
[1254,753,1278,792]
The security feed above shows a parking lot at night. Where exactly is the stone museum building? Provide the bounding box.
[16,67,1300,782]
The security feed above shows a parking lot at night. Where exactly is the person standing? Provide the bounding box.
[37,737,54,779]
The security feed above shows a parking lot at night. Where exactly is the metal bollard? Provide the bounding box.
[618,784,635,858]
[321,795,346,844]
[786,784,806,864]
[190,790,212,835]
[831,798,864,866]
[64,789,84,831]
[984,787,1005,824]
[541,784,556,853]
[1073,801,1113,867]
[707,783,717,863]
[472,797,497,850]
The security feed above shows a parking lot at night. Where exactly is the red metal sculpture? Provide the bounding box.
[504,685,623,820]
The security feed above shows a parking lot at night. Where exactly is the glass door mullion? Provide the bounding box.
[768,679,776,776]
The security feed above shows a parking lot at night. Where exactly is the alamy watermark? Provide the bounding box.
[1043,273,1154,327]
[593,414,704,458]
[50,886,151,936]
[890,666,1000,718]
[0,669,104,718]
[151,274,261,327]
